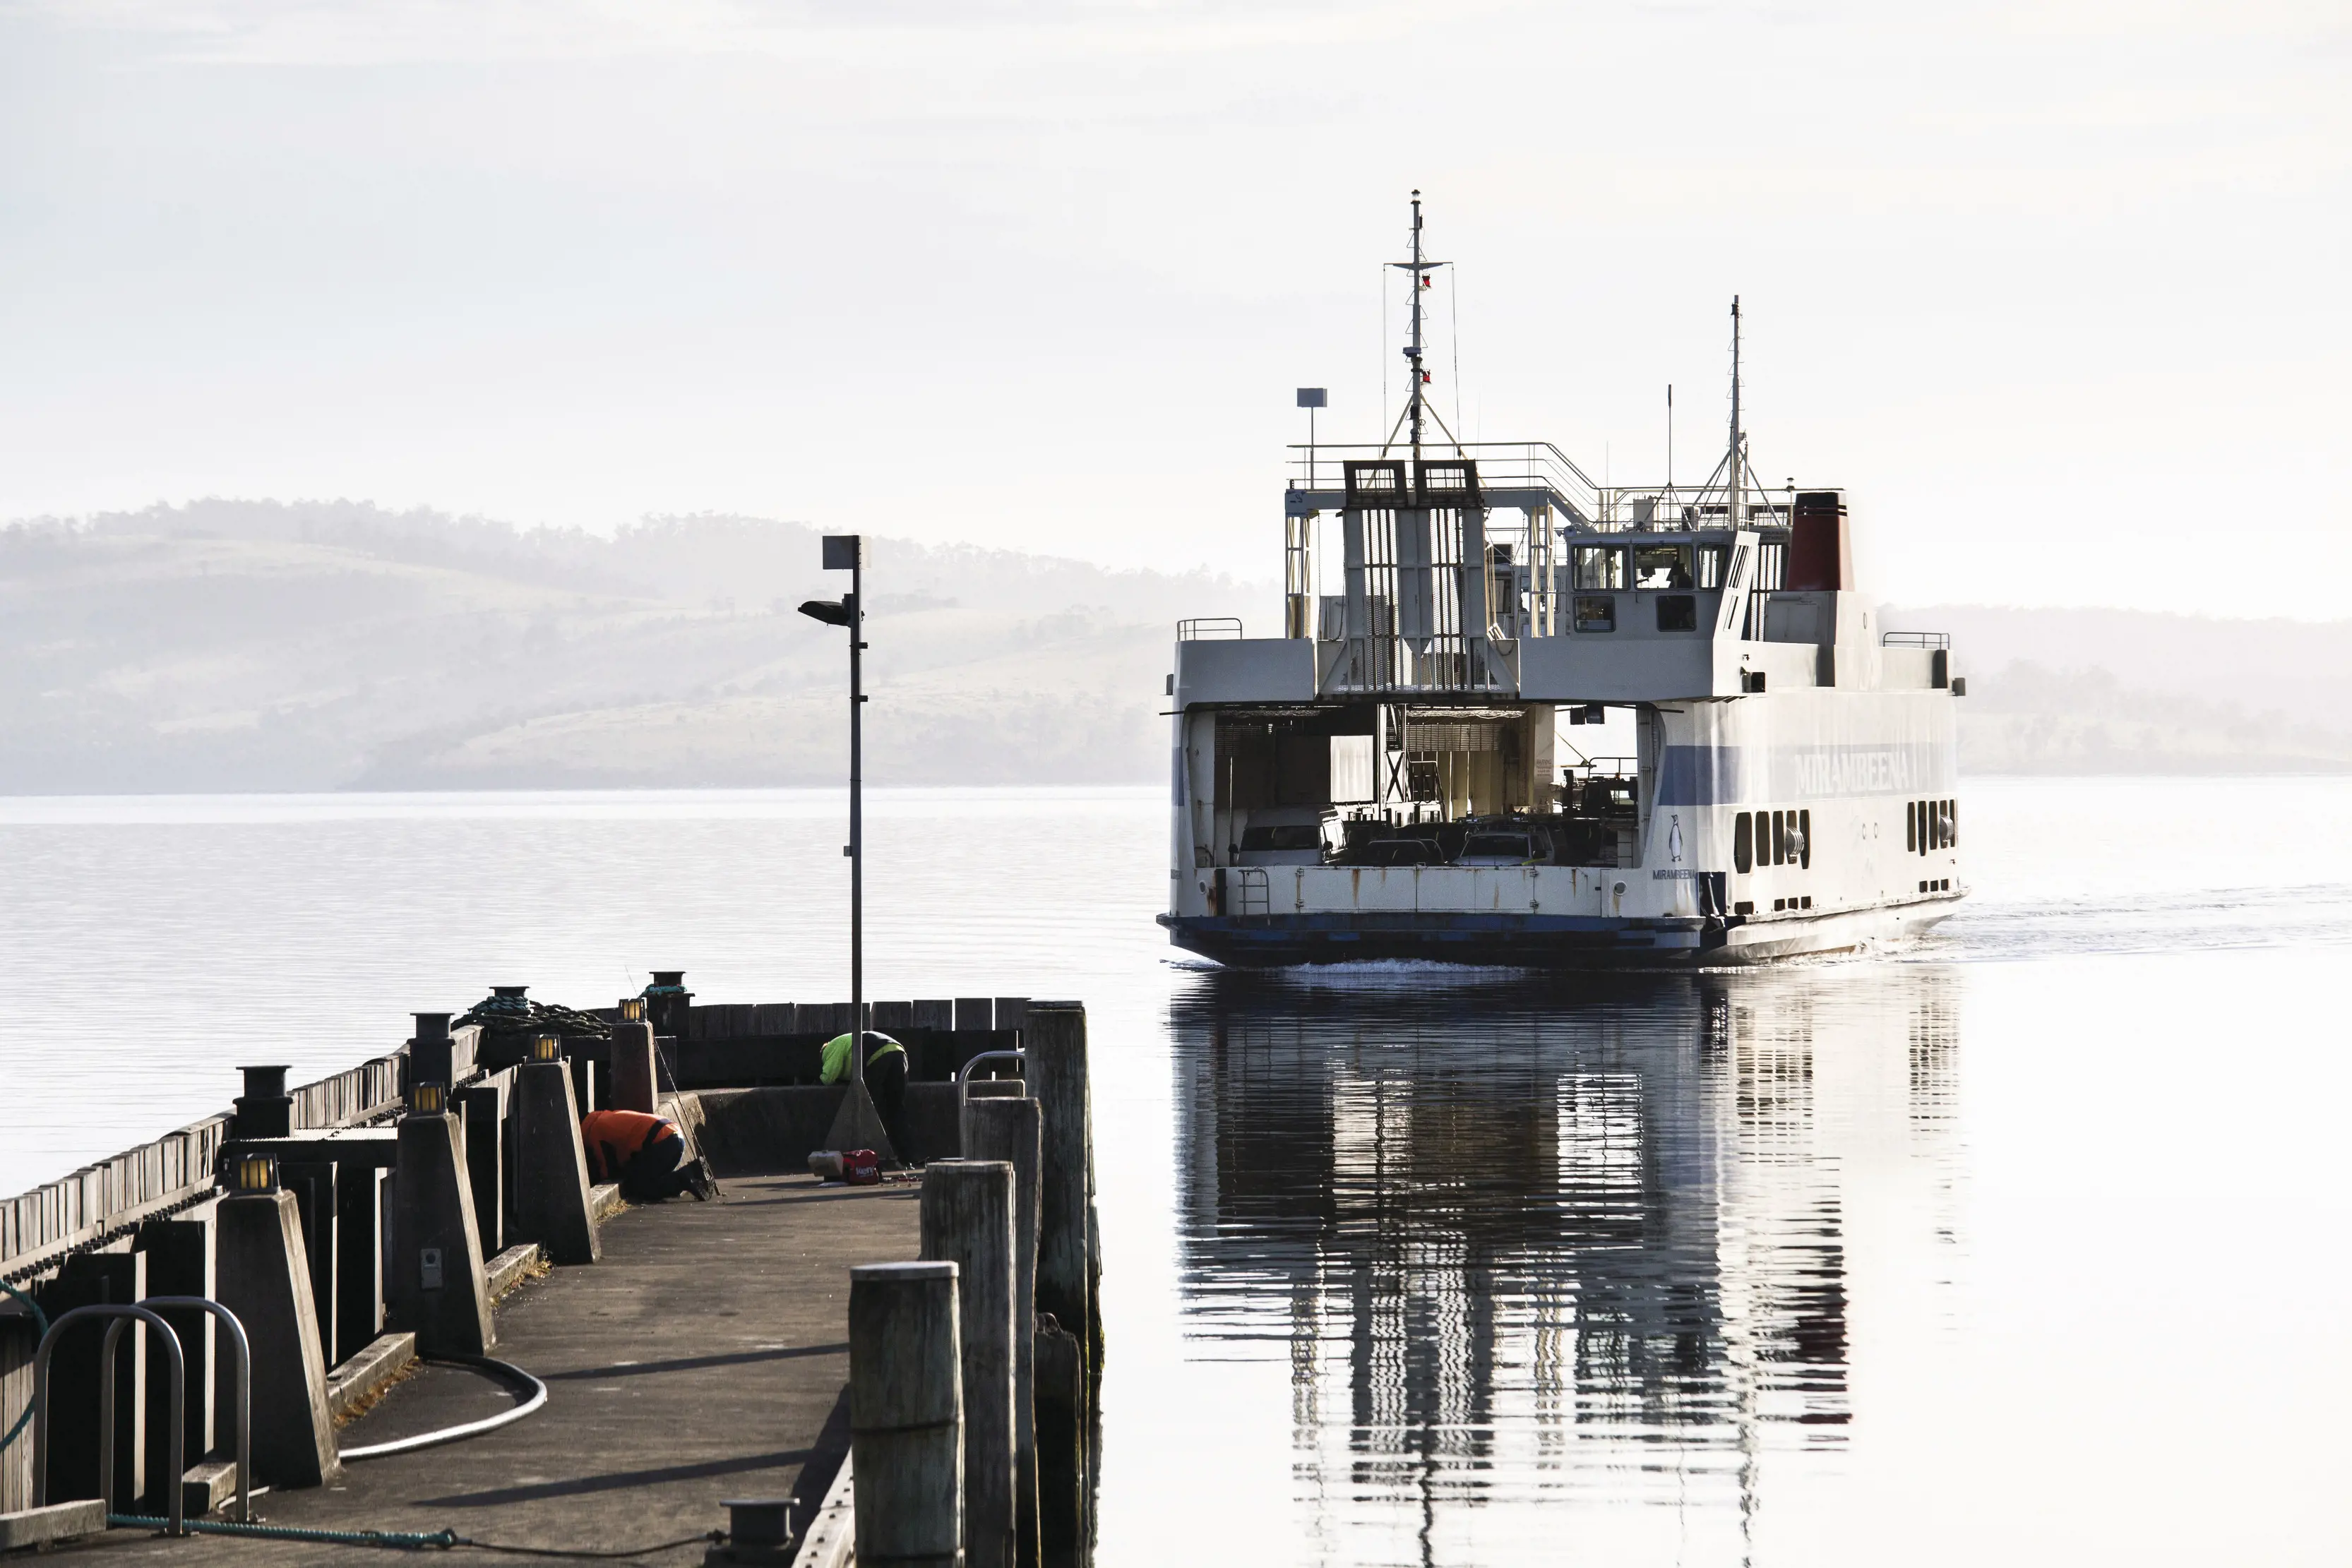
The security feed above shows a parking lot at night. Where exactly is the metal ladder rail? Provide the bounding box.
[32,1303,186,1536]
[132,1298,253,1524]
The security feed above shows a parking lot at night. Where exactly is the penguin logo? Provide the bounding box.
[1668,813,1684,865]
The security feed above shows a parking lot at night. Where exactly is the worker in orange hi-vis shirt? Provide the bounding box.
[580,1108,717,1202]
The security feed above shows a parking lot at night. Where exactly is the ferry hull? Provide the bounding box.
[1159,897,1959,969]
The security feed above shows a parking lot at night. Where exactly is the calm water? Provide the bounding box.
[4,777,2351,1564]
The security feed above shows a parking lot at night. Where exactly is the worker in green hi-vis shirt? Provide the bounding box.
[821,1030,909,1147]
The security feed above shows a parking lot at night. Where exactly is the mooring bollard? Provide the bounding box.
[849,1261,964,1568]
[214,1163,340,1488]
[387,1082,494,1355]
[920,1162,1015,1568]
[1024,1005,1092,1384]
[513,1041,600,1265]
[961,1096,1041,1567]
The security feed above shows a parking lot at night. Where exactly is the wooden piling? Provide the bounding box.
[1024,1005,1092,1385]
[849,1261,964,1568]
[962,1097,1041,1567]
[920,1162,1015,1568]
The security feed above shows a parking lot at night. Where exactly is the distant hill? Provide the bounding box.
[4,501,2346,789]
[0,500,1259,791]
[1885,605,2352,774]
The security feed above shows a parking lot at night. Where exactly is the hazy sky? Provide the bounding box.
[3,1,2345,618]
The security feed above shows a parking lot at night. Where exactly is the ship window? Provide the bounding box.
[1733,812,1753,873]
[1573,595,1617,633]
[1655,595,1697,632]
[1697,545,1725,589]
[1572,546,1625,590]
[1772,810,1787,865]
[1798,808,1812,869]
[1948,799,1958,847]
[1632,544,1693,590]
[1906,801,1917,852]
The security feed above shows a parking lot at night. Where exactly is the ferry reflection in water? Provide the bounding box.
[1170,964,1963,1564]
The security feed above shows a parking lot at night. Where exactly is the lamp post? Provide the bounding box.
[800,534,866,1090]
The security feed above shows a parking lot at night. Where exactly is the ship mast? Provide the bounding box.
[1727,294,1743,531]
[1383,191,1452,461]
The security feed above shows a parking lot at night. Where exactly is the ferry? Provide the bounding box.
[1160,196,1964,967]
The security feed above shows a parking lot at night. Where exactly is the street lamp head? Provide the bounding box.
[821,534,862,571]
[798,598,853,628]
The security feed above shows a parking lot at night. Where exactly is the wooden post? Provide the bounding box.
[513,1059,599,1266]
[1031,1322,1085,1568]
[386,1111,493,1355]
[921,1163,1015,1568]
[1024,1004,1091,1382]
[962,1097,1041,1568]
[215,1192,340,1488]
[849,1262,963,1568]
[609,1021,659,1113]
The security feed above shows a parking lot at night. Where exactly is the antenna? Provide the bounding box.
[1728,296,1743,530]
[1666,383,1674,492]
[1384,191,1450,462]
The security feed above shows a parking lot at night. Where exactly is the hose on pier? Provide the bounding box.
[341,1353,548,1461]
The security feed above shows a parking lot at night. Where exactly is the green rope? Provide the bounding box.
[107,1515,725,1558]
[0,1277,47,1452]
[109,1515,457,1548]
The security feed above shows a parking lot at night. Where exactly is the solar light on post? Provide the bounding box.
[232,1151,278,1195]
[800,534,867,1087]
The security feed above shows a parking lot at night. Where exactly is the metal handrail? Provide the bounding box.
[137,1297,251,1522]
[35,1304,186,1536]
[1177,618,1244,641]
[955,1050,1025,1084]
[1882,631,1950,649]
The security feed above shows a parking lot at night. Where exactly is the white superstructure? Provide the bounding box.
[1160,199,1964,967]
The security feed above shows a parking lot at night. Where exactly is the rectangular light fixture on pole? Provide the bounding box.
[823,534,862,570]
[1296,388,1327,408]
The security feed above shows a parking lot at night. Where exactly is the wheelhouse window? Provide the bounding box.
[1573,595,1617,633]
[1697,544,1726,589]
[1632,544,1693,590]
[1572,546,1625,590]
[1655,595,1697,632]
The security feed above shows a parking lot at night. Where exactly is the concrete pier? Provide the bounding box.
[0,987,1096,1560]
[71,1175,919,1563]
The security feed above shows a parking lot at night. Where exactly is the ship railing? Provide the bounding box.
[1284,445,1795,534]
[1882,630,1951,649]
[1285,441,1601,518]
[1177,617,1245,641]
[1575,485,1796,533]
